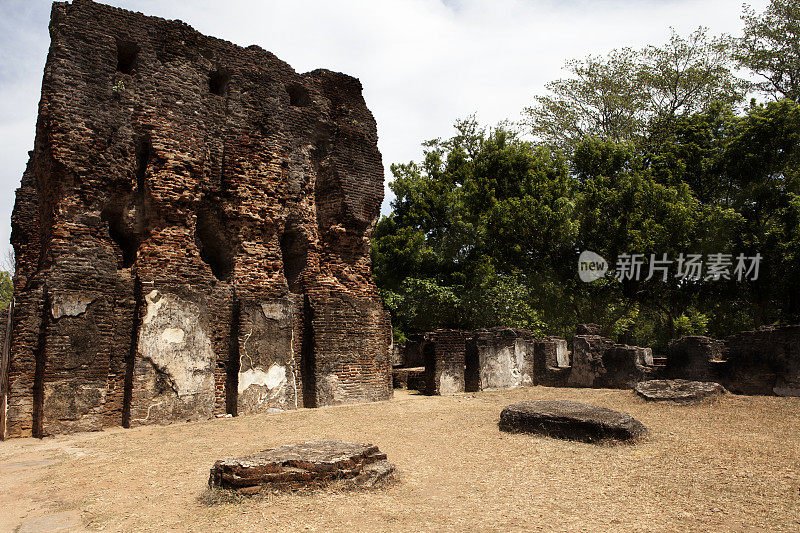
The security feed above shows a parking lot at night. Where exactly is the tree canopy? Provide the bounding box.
[736,0,800,100]
[374,2,799,349]
[523,28,747,154]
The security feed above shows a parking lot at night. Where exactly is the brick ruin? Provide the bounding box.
[393,328,576,394]
[1,0,391,439]
[391,324,800,398]
[567,335,654,389]
[667,326,800,396]
[392,327,656,394]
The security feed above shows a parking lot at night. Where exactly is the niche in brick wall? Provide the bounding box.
[135,135,150,197]
[116,39,140,74]
[225,300,240,416]
[280,225,307,293]
[195,205,235,281]
[301,295,316,408]
[209,68,230,96]
[286,84,310,107]
[464,340,480,393]
[102,205,138,268]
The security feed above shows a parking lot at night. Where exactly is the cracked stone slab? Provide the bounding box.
[635,379,727,404]
[209,439,395,493]
[499,400,648,442]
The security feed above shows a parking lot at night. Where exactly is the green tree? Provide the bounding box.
[0,271,12,310]
[721,99,800,324]
[373,119,575,338]
[378,6,800,346]
[736,0,800,101]
[524,28,746,154]
[523,48,646,154]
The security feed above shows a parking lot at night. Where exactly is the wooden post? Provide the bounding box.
[0,299,12,440]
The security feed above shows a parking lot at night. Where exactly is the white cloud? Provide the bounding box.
[0,0,769,261]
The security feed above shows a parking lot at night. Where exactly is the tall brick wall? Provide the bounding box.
[4,0,390,438]
[0,306,10,439]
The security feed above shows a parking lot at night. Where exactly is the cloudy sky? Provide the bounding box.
[0,0,768,261]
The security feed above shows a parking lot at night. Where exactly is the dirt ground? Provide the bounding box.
[1,386,798,532]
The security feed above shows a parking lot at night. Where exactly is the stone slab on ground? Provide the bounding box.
[209,440,395,493]
[635,379,726,404]
[499,400,647,442]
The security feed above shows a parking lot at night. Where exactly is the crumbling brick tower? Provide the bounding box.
[3,0,391,438]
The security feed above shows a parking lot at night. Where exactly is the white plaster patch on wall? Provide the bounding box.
[554,340,570,367]
[482,346,521,390]
[515,339,534,385]
[439,371,462,395]
[143,290,164,324]
[137,292,215,400]
[238,364,287,394]
[51,293,96,319]
[264,364,286,388]
[161,328,185,344]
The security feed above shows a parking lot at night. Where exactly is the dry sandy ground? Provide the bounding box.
[1,386,799,532]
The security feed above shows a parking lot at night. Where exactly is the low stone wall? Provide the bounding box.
[666,336,724,381]
[465,328,536,392]
[721,325,800,396]
[401,328,656,395]
[395,324,800,398]
[666,326,800,396]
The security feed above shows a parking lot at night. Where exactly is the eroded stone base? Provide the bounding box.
[635,379,726,404]
[499,400,648,442]
[208,440,395,493]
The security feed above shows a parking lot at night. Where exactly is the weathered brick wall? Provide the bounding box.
[533,336,570,386]
[665,336,724,381]
[399,334,425,368]
[0,306,10,439]
[721,325,800,396]
[665,328,800,396]
[5,0,390,438]
[310,292,392,406]
[423,330,467,395]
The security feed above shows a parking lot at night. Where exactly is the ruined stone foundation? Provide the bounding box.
[2,0,392,439]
